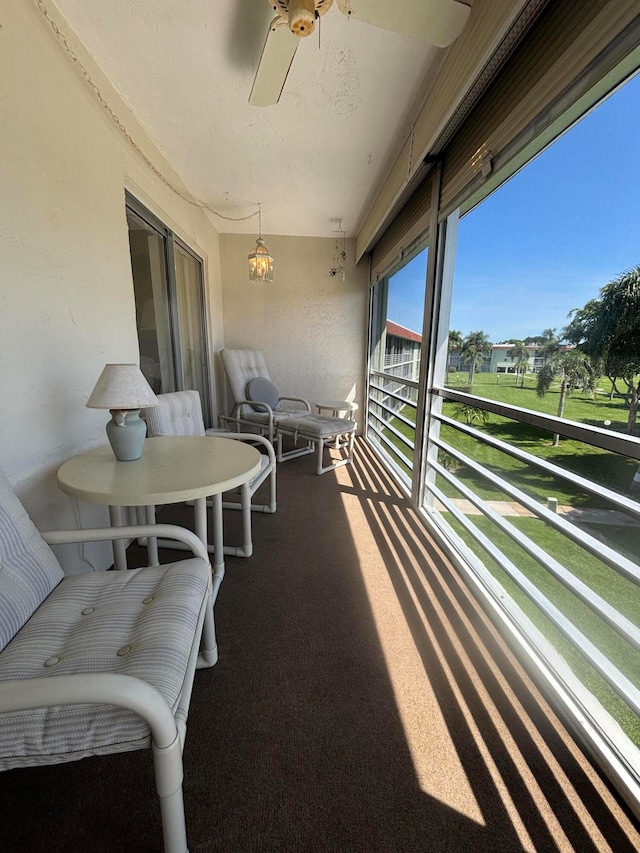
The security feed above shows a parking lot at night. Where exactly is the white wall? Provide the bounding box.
[1,1,225,571]
[219,234,369,425]
[1,2,369,573]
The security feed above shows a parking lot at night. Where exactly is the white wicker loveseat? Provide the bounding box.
[0,466,214,853]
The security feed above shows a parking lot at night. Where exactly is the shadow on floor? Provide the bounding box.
[0,439,638,851]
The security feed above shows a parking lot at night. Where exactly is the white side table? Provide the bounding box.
[316,400,359,420]
[57,436,261,667]
[57,435,261,580]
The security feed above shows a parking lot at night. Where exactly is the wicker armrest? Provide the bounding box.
[41,524,209,562]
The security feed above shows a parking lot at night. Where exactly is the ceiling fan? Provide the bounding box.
[249,0,471,107]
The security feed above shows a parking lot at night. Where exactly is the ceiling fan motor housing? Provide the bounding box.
[252,0,472,107]
[272,0,334,38]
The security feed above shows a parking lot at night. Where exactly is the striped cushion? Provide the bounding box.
[0,468,64,653]
[0,558,210,769]
[277,415,357,438]
[220,349,272,405]
[236,410,304,426]
[143,390,206,437]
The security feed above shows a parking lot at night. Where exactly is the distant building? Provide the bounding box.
[384,323,574,377]
[384,320,574,382]
[376,320,422,415]
[482,343,574,374]
[377,324,575,421]
[384,320,422,382]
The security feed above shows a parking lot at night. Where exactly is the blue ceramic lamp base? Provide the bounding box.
[105,409,146,461]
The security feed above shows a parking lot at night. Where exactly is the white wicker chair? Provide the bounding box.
[220,348,311,444]
[220,349,356,474]
[143,390,276,558]
[0,465,214,853]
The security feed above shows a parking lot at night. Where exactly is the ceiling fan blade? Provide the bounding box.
[249,17,299,107]
[337,0,470,48]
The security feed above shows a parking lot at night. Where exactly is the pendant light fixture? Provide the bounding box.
[248,204,274,282]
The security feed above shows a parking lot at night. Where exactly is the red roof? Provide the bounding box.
[386,320,422,344]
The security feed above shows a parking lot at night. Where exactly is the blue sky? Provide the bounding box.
[387,70,640,342]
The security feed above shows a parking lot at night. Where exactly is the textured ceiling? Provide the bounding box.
[51,0,445,237]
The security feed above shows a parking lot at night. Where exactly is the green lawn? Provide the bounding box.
[444,512,640,745]
[447,369,633,431]
[385,371,639,504]
[375,370,640,744]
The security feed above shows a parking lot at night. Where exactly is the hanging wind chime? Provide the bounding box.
[329,219,346,282]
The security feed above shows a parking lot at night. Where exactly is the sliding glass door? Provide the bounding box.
[174,242,209,410]
[126,195,211,425]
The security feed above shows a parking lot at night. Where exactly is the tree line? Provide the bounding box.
[448,264,640,435]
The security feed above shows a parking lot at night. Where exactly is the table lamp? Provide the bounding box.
[86,363,159,461]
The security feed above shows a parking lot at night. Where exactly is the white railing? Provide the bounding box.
[384,352,421,369]
[367,369,418,483]
[422,386,640,813]
[366,360,640,813]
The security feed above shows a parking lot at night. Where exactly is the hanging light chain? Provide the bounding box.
[36,0,260,224]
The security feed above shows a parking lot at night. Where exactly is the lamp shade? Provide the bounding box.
[86,363,159,410]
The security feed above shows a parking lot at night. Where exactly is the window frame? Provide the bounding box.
[364,53,640,817]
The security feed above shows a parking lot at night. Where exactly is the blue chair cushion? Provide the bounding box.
[246,377,279,413]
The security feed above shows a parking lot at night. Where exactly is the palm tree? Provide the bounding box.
[564,265,640,434]
[507,340,530,387]
[447,329,463,375]
[460,331,491,386]
[538,328,562,366]
[537,350,595,446]
[455,402,490,426]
